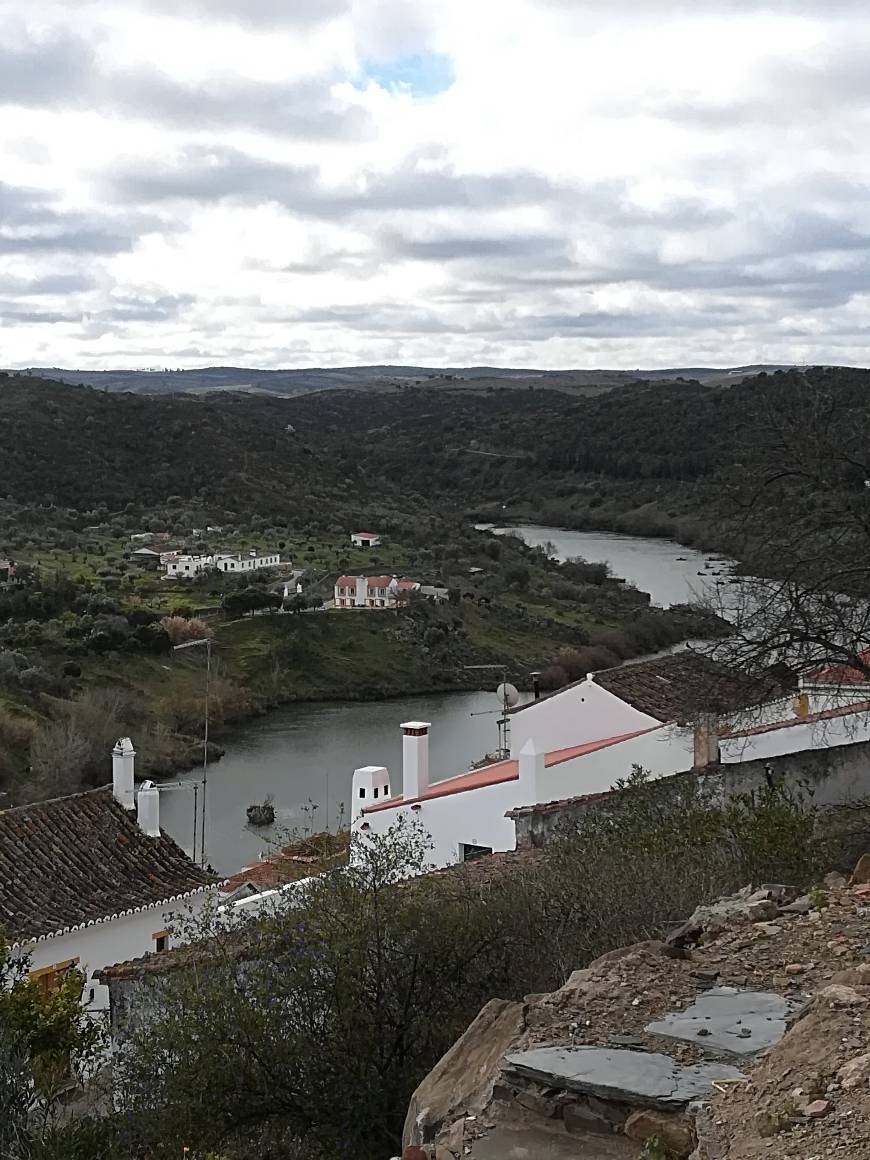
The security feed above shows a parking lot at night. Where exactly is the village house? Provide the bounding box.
[129,546,162,569]
[0,738,217,1019]
[350,650,870,869]
[334,575,420,609]
[0,557,16,584]
[165,550,282,578]
[350,531,382,549]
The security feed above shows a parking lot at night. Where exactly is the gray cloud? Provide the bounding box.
[378,231,570,262]
[0,28,368,141]
[104,146,568,218]
[145,0,349,27]
[0,180,165,255]
[0,302,79,324]
[98,294,195,323]
[2,272,97,295]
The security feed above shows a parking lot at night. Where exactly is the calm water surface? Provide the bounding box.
[162,690,524,875]
[492,524,729,608]
[162,526,730,874]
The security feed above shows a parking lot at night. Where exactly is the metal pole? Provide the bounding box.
[201,637,211,867]
[193,780,199,863]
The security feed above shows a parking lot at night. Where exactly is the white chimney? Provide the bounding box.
[401,721,431,799]
[518,737,544,802]
[137,780,161,838]
[693,714,720,770]
[112,737,136,810]
[352,765,391,821]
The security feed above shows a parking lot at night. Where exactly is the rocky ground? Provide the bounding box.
[402,858,870,1159]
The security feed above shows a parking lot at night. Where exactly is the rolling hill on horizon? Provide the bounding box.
[13,362,818,397]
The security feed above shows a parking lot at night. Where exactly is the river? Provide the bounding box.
[489,524,727,608]
[161,526,722,875]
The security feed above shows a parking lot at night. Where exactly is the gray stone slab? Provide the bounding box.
[503,1047,744,1110]
[645,986,803,1056]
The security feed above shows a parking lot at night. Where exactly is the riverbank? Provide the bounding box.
[0,524,728,806]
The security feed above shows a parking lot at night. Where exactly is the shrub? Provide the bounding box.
[159,616,212,645]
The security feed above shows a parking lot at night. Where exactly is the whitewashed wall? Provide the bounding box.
[722,713,870,764]
[19,888,215,1017]
[536,725,693,803]
[354,725,694,868]
[510,679,661,757]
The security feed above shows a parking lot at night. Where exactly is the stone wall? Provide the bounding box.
[511,736,870,850]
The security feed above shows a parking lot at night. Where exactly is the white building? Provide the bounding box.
[352,716,694,868]
[166,550,282,578]
[350,650,870,870]
[334,574,420,609]
[1,738,218,1018]
[350,531,382,549]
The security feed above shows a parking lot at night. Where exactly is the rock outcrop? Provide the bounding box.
[403,859,870,1159]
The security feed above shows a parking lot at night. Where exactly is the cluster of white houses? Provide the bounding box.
[7,645,870,1045]
[163,549,283,578]
[350,649,870,866]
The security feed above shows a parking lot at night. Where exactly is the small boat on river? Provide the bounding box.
[247,795,276,827]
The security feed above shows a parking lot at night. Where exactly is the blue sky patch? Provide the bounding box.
[360,52,454,97]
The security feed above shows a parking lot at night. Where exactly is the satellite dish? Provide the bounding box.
[496,682,520,707]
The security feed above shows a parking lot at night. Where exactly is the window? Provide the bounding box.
[30,958,79,997]
[373,787,379,799]
[460,843,493,863]
[359,787,365,798]
[153,930,169,953]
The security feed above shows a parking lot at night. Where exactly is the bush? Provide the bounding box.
[107,778,864,1160]
[159,616,212,645]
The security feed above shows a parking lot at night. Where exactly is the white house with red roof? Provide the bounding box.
[351,716,693,867]
[350,531,382,548]
[334,575,420,609]
[350,649,870,869]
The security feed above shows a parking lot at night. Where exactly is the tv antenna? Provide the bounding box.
[465,665,520,758]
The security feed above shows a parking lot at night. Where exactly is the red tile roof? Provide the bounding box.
[361,727,661,814]
[806,649,870,686]
[352,532,380,539]
[0,787,217,943]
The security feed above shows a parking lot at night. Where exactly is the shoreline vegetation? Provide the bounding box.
[0,521,725,805]
[9,364,822,805]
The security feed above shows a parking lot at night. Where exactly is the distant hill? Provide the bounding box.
[16,363,812,398]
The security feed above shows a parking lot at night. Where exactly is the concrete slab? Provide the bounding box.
[504,1047,744,1110]
[468,1123,639,1159]
[645,986,803,1056]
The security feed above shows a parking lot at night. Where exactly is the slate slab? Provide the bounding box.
[645,986,803,1056]
[503,1047,744,1110]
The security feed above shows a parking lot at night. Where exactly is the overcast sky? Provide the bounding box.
[1,0,869,370]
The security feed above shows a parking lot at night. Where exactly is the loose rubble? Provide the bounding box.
[402,857,870,1159]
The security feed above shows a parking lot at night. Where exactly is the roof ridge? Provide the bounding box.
[0,782,113,815]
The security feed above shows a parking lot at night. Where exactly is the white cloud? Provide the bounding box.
[1,0,870,369]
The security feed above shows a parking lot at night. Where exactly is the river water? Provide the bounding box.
[161,527,721,874]
[490,524,726,608]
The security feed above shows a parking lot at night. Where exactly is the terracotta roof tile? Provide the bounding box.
[0,787,216,943]
[361,728,661,815]
[594,652,779,723]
